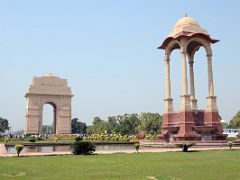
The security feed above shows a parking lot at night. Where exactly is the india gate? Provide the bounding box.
[25,74,72,134]
[158,16,226,142]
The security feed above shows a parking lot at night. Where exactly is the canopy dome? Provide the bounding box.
[174,16,199,28]
[169,16,209,37]
[159,16,219,49]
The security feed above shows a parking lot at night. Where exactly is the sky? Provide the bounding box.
[0,1,239,131]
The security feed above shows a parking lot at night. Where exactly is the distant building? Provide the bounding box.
[223,129,240,138]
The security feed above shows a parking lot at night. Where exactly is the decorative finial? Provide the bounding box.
[47,73,55,77]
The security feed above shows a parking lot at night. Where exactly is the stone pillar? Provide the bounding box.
[180,51,191,111]
[164,55,173,113]
[206,54,217,112]
[188,57,198,109]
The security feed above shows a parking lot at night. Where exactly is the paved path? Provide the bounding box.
[1,146,240,157]
[0,144,7,156]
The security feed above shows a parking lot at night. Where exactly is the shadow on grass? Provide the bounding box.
[176,150,199,153]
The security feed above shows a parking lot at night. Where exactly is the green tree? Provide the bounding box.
[86,125,94,134]
[91,117,108,134]
[228,111,240,128]
[0,117,9,134]
[71,118,87,134]
[221,121,229,129]
[107,116,118,133]
[87,112,162,135]
[114,114,140,134]
[138,113,162,135]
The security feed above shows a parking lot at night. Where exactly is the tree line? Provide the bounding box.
[72,112,162,135]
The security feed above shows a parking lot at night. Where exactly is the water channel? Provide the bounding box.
[6,144,137,154]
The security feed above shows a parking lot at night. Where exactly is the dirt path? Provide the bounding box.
[0,144,7,156]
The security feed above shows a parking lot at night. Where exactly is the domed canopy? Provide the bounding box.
[175,16,199,27]
[169,16,209,37]
[159,16,219,49]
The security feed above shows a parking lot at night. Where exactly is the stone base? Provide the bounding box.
[160,110,226,143]
[173,134,201,141]
[212,134,228,141]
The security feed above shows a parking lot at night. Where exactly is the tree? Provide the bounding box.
[0,117,9,134]
[86,125,94,134]
[91,117,108,134]
[138,113,162,135]
[107,116,118,133]
[71,118,87,134]
[221,121,229,129]
[114,114,140,134]
[228,111,240,128]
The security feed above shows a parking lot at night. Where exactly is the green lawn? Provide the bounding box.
[0,150,240,180]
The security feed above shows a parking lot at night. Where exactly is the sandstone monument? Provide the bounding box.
[158,16,226,142]
[25,74,72,134]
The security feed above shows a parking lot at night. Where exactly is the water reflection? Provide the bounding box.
[7,144,135,154]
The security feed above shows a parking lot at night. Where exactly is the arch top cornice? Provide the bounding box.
[158,32,218,51]
[165,39,181,57]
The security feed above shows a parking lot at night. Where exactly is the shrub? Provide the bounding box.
[176,142,195,152]
[71,141,96,155]
[15,144,24,157]
[75,136,83,142]
[36,137,44,141]
[29,137,36,142]
[134,143,140,153]
[144,134,157,140]
[227,141,233,150]
[4,138,9,143]
[136,131,145,140]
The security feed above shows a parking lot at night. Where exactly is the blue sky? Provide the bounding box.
[0,1,239,131]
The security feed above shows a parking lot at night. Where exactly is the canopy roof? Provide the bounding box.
[159,16,219,49]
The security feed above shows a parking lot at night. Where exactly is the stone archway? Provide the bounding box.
[25,74,73,134]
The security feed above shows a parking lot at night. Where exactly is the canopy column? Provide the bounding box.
[164,55,173,113]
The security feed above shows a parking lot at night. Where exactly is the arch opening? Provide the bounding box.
[42,103,56,134]
[190,47,208,110]
[166,40,181,56]
[169,49,183,111]
[186,37,211,56]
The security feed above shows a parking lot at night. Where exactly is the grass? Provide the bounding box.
[0,150,240,179]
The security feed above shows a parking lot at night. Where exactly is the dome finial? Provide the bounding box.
[46,73,55,77]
